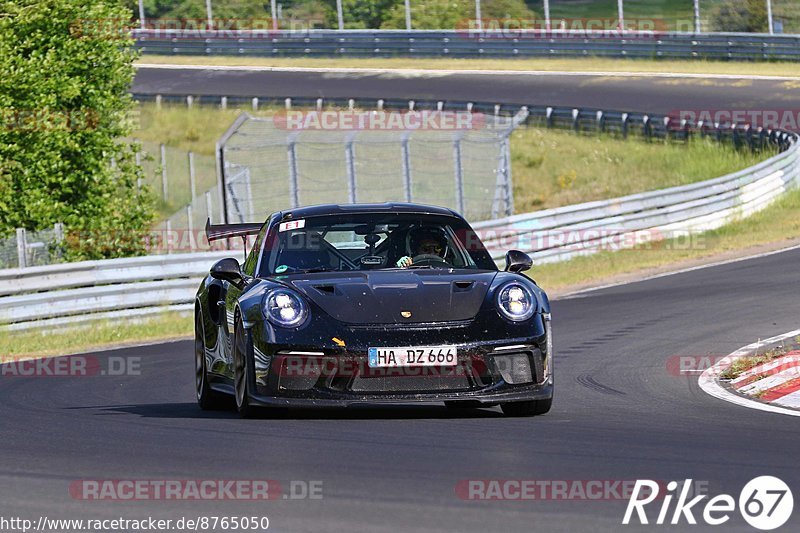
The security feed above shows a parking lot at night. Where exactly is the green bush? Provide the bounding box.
[0,0,155,260]
[381,0,536,29]
[709,0,768,33]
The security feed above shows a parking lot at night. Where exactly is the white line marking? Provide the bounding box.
[557,242,800,300]
[774,390,800,408]
[698,329,800,417]
[134,63,800,81]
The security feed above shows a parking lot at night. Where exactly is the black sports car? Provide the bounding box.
[194,203,552,417]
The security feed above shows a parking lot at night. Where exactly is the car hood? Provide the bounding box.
[286,269,498,324]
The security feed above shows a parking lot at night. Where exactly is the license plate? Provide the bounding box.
[368,346,457,368]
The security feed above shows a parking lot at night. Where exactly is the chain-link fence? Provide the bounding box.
[137,141,217,217]
[215,108,527,225]
[0,225,65,269]
[131,0,799,33]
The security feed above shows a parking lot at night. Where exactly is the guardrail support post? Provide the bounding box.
[16,228,27,268]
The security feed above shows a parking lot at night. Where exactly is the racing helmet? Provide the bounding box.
[406,225,449,257]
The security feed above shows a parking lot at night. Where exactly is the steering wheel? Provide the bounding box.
[411,254,450,267]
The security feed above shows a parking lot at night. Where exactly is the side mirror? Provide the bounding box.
[210,257,245,288]
[505,250,533,273]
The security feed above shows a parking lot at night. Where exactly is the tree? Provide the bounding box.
[380,0,536,30]
[709,0,768,33]
[340,0,400,29]
[0,0,155,259]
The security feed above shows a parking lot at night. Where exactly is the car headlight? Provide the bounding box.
[264,289,308,327]
[496,282,536,322]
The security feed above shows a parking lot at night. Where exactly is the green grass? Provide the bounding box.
[0,312,193,361]
[719,343,796,380]
[532,185,800,290]
[138,55,800,77]
[134,104,283,216]
[134,103,771,218]
[509,127,768,212]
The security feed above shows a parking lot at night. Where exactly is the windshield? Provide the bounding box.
[258,213,496,276]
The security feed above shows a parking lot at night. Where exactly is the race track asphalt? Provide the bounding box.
[133,66,800,119]
[1,65,798,533]
[2,247,799,532]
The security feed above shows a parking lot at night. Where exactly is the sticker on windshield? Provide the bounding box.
[279,219,305,232]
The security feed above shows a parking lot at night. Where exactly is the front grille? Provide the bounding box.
[493,350,544,385]
[349,374,472,392]
[346,357,490,393]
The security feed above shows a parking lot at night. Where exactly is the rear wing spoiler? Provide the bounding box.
[205,218,263,243]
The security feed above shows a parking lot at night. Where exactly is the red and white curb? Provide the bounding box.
[699,329,800,417]
[731,352,800,408]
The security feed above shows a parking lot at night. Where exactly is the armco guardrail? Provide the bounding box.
[476,137,800,263]
[1,101,797,331]
[134,30,800,61]
[0,252,229,331]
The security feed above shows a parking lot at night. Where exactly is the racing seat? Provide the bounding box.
[277,248,333,271]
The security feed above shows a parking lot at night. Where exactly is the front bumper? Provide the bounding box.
[246,381,553,408]
[247,340,552,408]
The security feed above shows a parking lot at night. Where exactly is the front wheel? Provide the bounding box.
[233,318,259,419]
[500,398,552,417]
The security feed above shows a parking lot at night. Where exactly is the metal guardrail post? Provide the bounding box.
[16,228,27,269]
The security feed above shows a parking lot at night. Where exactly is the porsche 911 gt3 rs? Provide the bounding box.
[194,203,552,417]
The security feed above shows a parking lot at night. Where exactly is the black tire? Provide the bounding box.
[500,398,552,417]
[233,317,259,419]
[195,312,227,410]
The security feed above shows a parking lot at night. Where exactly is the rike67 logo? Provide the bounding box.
[623,476,793,530]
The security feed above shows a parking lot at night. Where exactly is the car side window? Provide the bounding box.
[241,226,266,277]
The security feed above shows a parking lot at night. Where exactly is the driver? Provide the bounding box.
[396,226,448,268]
